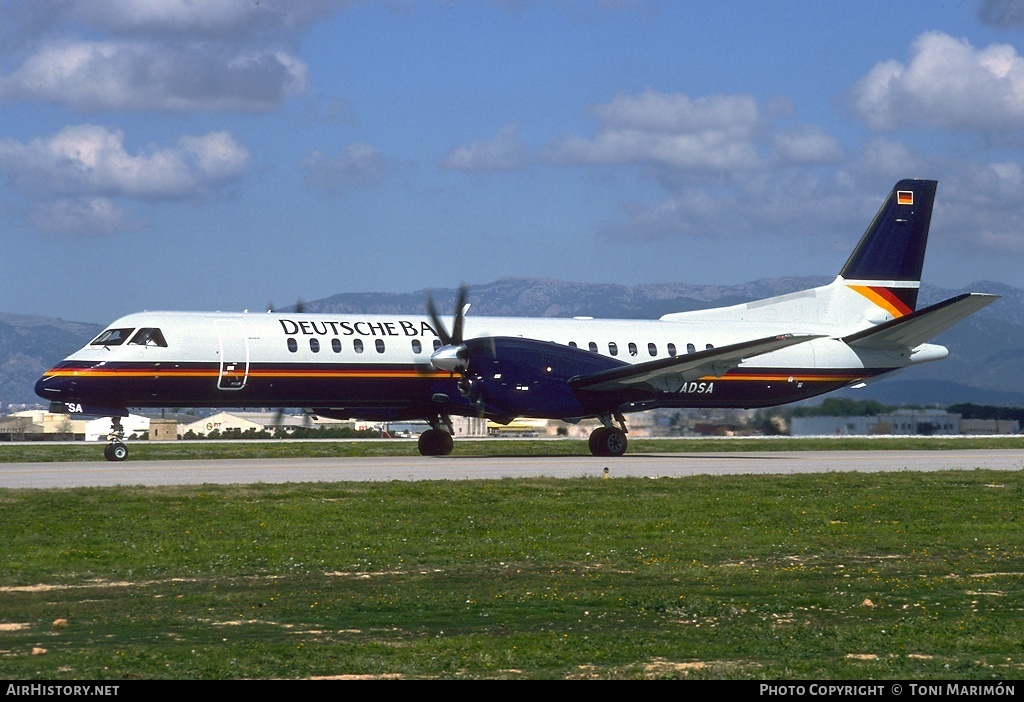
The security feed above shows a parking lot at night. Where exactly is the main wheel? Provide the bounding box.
[417,429,454,456]
[588,427,627,457]
[603,427,627,456]
[106,442,128,461]
[588,427,609,456]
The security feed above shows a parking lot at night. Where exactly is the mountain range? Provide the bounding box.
[3,278,1021,409]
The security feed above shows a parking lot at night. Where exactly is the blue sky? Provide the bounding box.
[2,0,1024,323]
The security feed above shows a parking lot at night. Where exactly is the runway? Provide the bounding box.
[2,449,1022,489]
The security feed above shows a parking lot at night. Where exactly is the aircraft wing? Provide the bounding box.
[568,333,823,394]
[843,293,999,351]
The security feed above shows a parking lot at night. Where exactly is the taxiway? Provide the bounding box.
[1,449,1022,489]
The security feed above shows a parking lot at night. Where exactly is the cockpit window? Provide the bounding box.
[90,328,134,346]
[128,328,168,347]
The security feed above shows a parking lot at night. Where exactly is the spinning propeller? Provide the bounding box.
[426,284,488,415]
[427,284,470,373]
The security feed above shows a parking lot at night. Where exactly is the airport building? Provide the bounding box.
[791,411,959,436]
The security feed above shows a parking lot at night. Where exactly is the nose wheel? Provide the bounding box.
[418,414,455,456]
[418,428,454,456]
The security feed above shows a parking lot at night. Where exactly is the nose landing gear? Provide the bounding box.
[418,414,454,456]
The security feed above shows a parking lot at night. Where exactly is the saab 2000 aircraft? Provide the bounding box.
[37,179,996,461]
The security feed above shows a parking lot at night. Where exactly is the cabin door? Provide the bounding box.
[216,320,250,390]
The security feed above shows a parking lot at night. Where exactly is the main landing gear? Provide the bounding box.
[103,417,128,462]
[588,414,629,457]
[416,413,630,457]
[418,415,454,456]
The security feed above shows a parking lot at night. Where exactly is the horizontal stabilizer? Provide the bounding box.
[843,293,999,350]
[569,333,823,394]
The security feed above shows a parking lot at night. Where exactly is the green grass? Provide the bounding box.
[1,471,1023,679]
[2,435,1023,463]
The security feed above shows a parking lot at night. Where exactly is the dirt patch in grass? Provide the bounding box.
[970,572,1024,578]
[309,674,404,680]
[0,580,138,593]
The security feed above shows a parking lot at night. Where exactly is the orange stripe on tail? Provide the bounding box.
[848,285,914,318]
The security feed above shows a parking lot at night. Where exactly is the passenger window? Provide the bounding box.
[588,342,598,353]
[128,328,167,347]
[354,339,364,353]
[667,343,677,356]
[332,338,341,353]
[412,339,422,354]
[90,328,134,346]
[568,341,577,348]
[706,343,714,350]
[310,338,320,353]
[687,343,696,354]
[608,342,618,356]
[433,339,442,352]
[648,342,657,356]
[628,342,638,356]
[287,338,297,353]
[375,339,385,353]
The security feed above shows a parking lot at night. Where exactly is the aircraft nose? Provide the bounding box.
[34,365,75,401]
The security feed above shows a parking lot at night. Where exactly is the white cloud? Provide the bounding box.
[443,124,530,171]
[0,123,247,223]
[0,0,349,112]
[0,125,249,201]
[28,198,139,237]
[547,91,763,172]
[0,40,307,112]
[0,125,249,235]
[851,32,1024,131]
[772,127,843,164]
[592,91,759,134]
[602,173,862,244]
[20,0,350,37]
[301,143,392,191]
[855,138,930,180]
[932,161,1024,256]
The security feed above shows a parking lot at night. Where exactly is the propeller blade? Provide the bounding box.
[426,293,452,346]
[426,284,475,378]
[295,298,306,314]
[451,284,469,345]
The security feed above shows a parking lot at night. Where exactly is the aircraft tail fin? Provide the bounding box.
[838,178,936,315]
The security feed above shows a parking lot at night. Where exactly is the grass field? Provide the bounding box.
[1,468,1023,679]
[2,434,1024,463]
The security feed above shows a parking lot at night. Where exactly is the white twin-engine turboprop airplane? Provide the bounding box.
[38,179,996,461]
